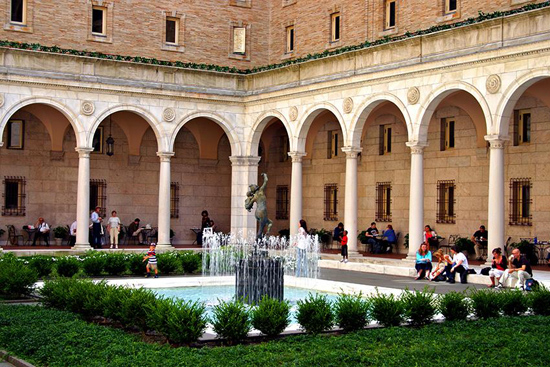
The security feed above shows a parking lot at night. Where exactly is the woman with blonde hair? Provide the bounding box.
[431,249,452,281]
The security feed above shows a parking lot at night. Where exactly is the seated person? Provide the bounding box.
[423,225,439,251]
[431,250,452,281]
[382,224,397,253]
[366,222,381,253]
[415,243,432,280]
[488,247,507,288]
[444,245,469,284]
[127,218,145,244]
[471,225,488,261]
[32,217,50,246]
[497,249,532,290]
[333,222,344,246]
[69,220,77,247]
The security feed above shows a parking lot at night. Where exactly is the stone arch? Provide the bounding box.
[170,111,241,156]
[495,69,550,137]
[0,96,83,147]
[296,102,347,153]
[349,93,412,147]
[417,82,492,145]
[247,110,293,156]
[90,105,165,152]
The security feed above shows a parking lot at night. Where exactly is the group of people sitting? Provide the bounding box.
[362,222,397,254]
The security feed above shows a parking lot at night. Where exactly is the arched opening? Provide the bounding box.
[0,103,79,246]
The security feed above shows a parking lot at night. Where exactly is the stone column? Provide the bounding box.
[485,136,506,262]
[229,156,261,238]
[342,146,362,254]
[157,152,175,251]
[73,147,94,250]
[406,143,426,260]
[288,151,307,236]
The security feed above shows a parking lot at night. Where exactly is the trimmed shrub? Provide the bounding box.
[437,291,470,321]
[55,256,81,277]
[128,253,147,276]
[40,278,75,310]
[103,253,128,276]
[180,252,201,274]
[251,295,290,337]
[120,287,158,332]
[469,289,501,319]
[500,289,528,316]
[370,292,405,327]
[28,256,54,278]
[82,254,106,276]
[211,298,251,344]
[402,287,437,327]
[150,297,208,345]
[157,252,180,275]
[0,258,38,298]
[296,293,334,334]
[529,285,550,316]
[103,285,134,323]
[334,293,370,332]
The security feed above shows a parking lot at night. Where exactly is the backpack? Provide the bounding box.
[525,278,539,291]
[480,267,491,276]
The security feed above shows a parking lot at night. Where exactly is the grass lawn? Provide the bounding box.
[1,304,549,367]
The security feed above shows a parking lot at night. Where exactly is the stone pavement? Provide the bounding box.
[0,363,15,367]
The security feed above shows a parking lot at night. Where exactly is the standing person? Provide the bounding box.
[415,243,432,280]
[32,217,50,246]
[107,210,121,249]
[365,222,380,253]
[143,243,159,278]
[295,219,308,277]
[197,210,211,245]
[90,207,102,249]
[471,225,488,261]
[69,220,77,247]
[382,224,397,253]
[488,248,507,288]
[340,230,349,263]
[497,248,532,289]
[333,222,344,247]
[423,225,438,251]
[444,245,469,284]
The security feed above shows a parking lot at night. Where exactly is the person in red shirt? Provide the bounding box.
[340,230,349,263]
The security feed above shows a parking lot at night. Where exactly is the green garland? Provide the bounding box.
[0,1,548,75]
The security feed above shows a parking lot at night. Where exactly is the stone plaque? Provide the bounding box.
[233,27,246,54]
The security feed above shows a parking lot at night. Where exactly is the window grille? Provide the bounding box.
[509,178,532,226]
[90,179,107,218]
[436,180,456,224]
[2,176,26,216]
[324,184,338,221]
[171,182,180,218]
[276,185,289,220]
[376,182,392,222]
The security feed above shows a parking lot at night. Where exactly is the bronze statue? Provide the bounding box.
[245,173,273,239]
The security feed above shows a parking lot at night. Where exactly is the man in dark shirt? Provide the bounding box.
[497,248,532,289]
[366,222,381,253]
[127,218,145,244]
[471,225,488,261]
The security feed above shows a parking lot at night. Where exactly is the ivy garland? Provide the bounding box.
[0,1,548,75]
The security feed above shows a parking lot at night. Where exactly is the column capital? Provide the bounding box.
[341,146,362,159]
[75,147,94,158]
[229,155,261,166]
[406,141,428,154]
[288,151,307,163]
[484,135,509,149]
[157,151,175,162]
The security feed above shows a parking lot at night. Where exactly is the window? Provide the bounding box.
[330,12,340,42]
[165,17,179,44]
[324,184,338,221]
[233,26,246,54]
[279,136,289,162]
[7,120,24,149]
[92,6,106,35]
[510,178,532,226]
[90,179,107,218]
[286,25,294,53]
[445,0,458,13]
[385,0,396,29]
[379,125,392,155]
[327,130,339,159]
[513,109,531,146]
[91,126,103,154]
[440,118,455,151]
[276,185,289,220]
[376,182,392,222]
[171,182,180,218]
[10,0,26,24]
[2,176,25,216]
[437,180,456,224]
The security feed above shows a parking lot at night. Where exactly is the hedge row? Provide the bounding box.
[39,279,550,345]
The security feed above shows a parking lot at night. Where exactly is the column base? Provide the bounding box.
[155,243,175,252]
[72,243,93,251]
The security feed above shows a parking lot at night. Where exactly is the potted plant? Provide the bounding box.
[358,231,369,245]
[53,226,68,246]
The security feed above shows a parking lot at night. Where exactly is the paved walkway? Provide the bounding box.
[0,363,14,367]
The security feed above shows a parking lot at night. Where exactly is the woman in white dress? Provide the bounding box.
[295,219,308,277]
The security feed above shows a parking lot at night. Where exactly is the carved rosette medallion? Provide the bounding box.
[0,94,5,108]
[289,106,298,121]
[81,101,95,116]
[407,87,420,105]
[163,107,176,122]
[486,74,501,94]
[343,97,353,114]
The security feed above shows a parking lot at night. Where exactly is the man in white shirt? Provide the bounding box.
[32,217,50,246]
[445,245,469,284]
[90,206,102,249]
[69,220,77,246]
